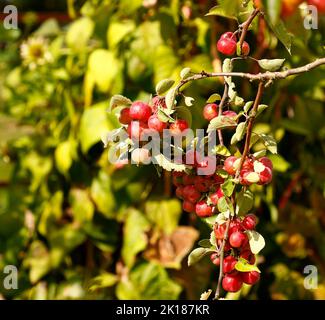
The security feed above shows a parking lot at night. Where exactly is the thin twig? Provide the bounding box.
[217,83,229,146]
[238,8,260,54]
[176,58,325,93]
[214,218,231,300]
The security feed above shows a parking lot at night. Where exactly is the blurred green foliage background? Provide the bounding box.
[0,0,324,300]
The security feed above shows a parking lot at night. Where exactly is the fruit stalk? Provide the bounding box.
[235,81,265,179]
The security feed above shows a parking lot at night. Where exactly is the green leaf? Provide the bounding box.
[109,95,132,112]
[207,115,237,133]
[230,122,246,145]
[55,140,77,175]
[235,258,261,273]
[122,209,150,268]
[268,154,291,172]
[145,199,181,235]
[157,108,175,123]
[89,272,118,291]
[198,239,213,248]
[176,106,192,126]
[259,133,277,154]
[265,0,281,25]
[66,17,94,50]
[256,104,269,117]
[90,170,116,218]
[180,67,191,79]
[107,20,135,49]
[87,49,121,93]
[253,149,267,159]
[244,101,254,113]
[206,93,222,103]
[26,241,51,284]
[165,87,177,111]
[236,189,254,216]
[221,179,235,197]
[246,230,265,254]
[264,15,293,54]
[79,102,117,153]
[69,189,94,223]
[212,144,231,156]
[210,230,217,247]
[217,197,234,215]
[116,262,181,300]
[205,5,237,20]
[258,59,286,71]
[156,79,175,96]
[153,154,188,172]
[188,247,214,266]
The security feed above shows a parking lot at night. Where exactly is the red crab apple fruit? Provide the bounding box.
[183,200,195,213]
[169,119,189,135]
[223,255,237,273]
[224,156,239,175]
[222,110,238,118]
[119,108,132,125]
[129,101,152,122]
[175,186,183,199]
[241,41,250,56]
[229,231,247,248]
[308,0,325,13]
[242,214,257,230]
[222,272,243,292]
[210,188,224,205]
[241,271,260,285]
[217,32,237,56]
[131,148,151,165]
[210,253,220,266]
[127,121,148,140]
[203,103,219,121]
[182,185,201,203]
[148,114,167,133]
[195,200,214,217]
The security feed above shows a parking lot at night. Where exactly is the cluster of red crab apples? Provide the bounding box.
[212,215,260,292]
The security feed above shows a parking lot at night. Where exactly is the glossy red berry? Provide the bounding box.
[217,33,237,56]
[127,121,148,140]
[148,114,167,133]
[129,101,152,122]
[151,96,166,111]
[229,231,247,248]
[182,174,195,185]
[183,185,201,203]
[220,32,236,40]
[195,200,214,217]
[169,119,189,135]
[258,166,272,185]
[259,157,273,170]
[119,108,132,125]
[222,110,237,118]
[224,156,239,175]
[242,214,257,230]
[210,188,224,205]
[222,272,243,292]
[223,255,237,273]
[307,0,325,13]
[203,104,219,121]
[241,271,260,285]
[210,253,220,266]
[183,200,196,213]
[175,186,184,199]
[194,176,211,193]
[241,41,250,56]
